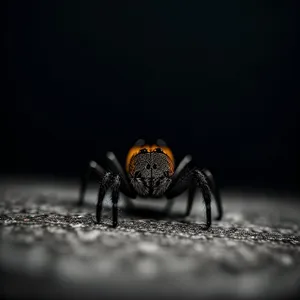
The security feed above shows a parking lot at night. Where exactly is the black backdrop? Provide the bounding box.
[4,1,300,191]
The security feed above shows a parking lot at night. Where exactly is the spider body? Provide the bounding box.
[78,139,223,229]
[127,146,174,198]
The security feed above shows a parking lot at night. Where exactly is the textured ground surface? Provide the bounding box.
[0,178,300,300]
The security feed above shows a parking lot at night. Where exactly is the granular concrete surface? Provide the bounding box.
[0,178,300,300]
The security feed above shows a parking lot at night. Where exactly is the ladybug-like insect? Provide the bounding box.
[78,139,223,229]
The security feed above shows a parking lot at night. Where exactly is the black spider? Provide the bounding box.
[78,139,223,229]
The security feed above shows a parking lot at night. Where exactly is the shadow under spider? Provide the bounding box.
[56,196,190,223]
[120,204,187,221]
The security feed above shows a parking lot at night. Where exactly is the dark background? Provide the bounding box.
[4,1,300,191]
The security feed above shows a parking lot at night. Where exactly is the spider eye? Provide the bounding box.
[139,148,148,154]
[154,147,163,153]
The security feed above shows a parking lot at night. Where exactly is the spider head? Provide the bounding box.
[126,141,175,180]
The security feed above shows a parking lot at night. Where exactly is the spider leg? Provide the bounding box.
[106,151,137,202]
[96,172,121,227]
[156,139,168,146]
[164,155,192,214]
[172,155,192,182]
[78,161,106,206]
[134,138,146,146]
[78,155,137,208]
[165,166,212,229]
[111,176,121,227]
[194,170,212,229]
[202,168,223,221]
[185,181,197,217]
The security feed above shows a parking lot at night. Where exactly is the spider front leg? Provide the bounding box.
[78,154,136,209]
[166,167,213,229]
[96,172,121,227]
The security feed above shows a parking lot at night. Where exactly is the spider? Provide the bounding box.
[78,139,223,229]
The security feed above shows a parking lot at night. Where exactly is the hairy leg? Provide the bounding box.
[96,172,121,227]
[78,155,137,209]
[166,166,213,229]
[164,155,192,214]
[202,168,223,220]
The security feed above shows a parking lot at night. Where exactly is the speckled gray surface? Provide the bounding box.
[0,178,300,300]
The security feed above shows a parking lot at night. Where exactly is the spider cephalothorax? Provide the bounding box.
[78,139,223,229]
[127,144,174,197]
